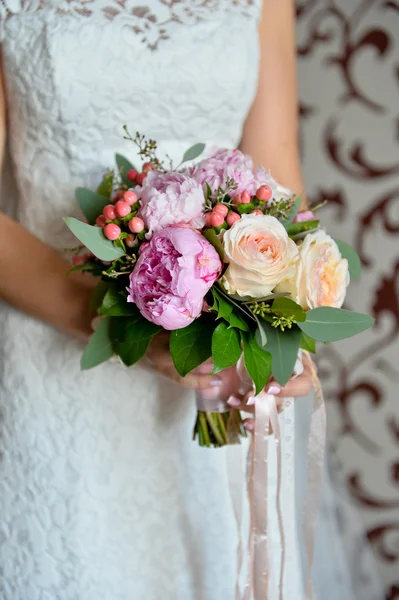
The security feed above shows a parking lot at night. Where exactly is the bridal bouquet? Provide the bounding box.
[65,130,373,447]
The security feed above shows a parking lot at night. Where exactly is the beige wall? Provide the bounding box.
[296,1,399,598]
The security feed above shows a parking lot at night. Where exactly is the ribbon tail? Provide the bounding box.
[227,445,244,600]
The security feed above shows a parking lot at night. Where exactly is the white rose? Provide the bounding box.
[221,214,299,298]
[276,230,350,310]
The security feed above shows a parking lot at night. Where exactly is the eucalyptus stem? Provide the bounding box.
[199,413,211,447]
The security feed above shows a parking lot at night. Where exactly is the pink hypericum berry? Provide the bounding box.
[241,190,251,204]
[112,190,125,203]
[103,204,116,220]
[136,172,147,186]
[128,216,145,233]
[142,162,153,172]
[256,185,273,202]
[251,209,263,216]
[232,194,242,205]
[115,201,131,218]
[127,169,138,182]
[96,215,106,227]
[213,204,228,217]
[204,212,213,227]
[210,212,225,228]
[226,212,240,226]
[104,223,121,241]
[125,233,136,248]
[123,190,138,206]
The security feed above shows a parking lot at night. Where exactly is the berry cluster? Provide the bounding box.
[95,164,154,245]
[204,184,273,231]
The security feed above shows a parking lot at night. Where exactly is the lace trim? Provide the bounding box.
[0,0,261,49]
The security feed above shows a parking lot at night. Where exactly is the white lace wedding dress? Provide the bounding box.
[0,1,382,599]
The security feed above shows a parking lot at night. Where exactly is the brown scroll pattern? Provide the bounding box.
[297,1,399,597]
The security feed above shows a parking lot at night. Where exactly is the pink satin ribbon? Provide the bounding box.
[229,353,326,600]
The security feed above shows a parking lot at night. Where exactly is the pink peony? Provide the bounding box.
[192,148,278,198]
[137,170,205,237]
[293,210,317,223]
[127,226,222,330]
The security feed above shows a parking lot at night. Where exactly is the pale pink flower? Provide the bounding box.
[137,171,205,237]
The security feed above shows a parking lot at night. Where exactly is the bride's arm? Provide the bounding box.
[240,0,306,201]
[0,68,96,340]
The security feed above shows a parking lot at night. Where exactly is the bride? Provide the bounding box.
[0,1,382,598]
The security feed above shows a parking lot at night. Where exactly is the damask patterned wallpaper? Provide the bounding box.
[296,1,399,598]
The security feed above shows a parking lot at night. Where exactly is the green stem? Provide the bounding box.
[205,413,226,446]
[199,412,211,447]
[216,413,228,444]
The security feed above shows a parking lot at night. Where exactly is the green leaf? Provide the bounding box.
[97,173,114,198]
[286,220,319,237]
[211,288,232,320]
[290,227,319,242]
[227,311,250,332]
[81,317,114,370]
[300,332,316,353]
[203,229,225,261]
[284,195,302,225]
[257,321,302,386]
[64,217,125,261]
[298,307,374,342]
[205,182,213,201]
[100,286,138,317]
[211,322,242,374]
[116,153,135,186]
[170,317,215,377]
[90,281,111,313]
[335,240,361,280]
[111,314,161,367]
[211,288,250,331]
[272,297,306,322]
[241,331,272,395]
[182,143,205,163]
[75,187,110,224]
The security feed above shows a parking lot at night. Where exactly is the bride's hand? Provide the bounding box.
[227,353,315,427]
[144,332,222,389]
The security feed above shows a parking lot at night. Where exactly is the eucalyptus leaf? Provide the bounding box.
[272,297,306,322]
[111,314,161,367]
[211,322,242,374]
[100,287,138,317]
[170,316,214,377]
[75,188,110,224]
[298,307,374,342]
[64,217,125,261]
[241,331,272,395]
[300,332,316,354]
[335,240,361,280]
[203,229,225,261]
[96,173,114,198]
[283,195,302,225]
[182,143,205,163]
[257,320,302,386]
[116,153,136,186]
[90,281,111,313]
[81,317,114,370]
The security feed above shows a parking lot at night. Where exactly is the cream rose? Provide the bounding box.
[221,214,299,298]
[276,230,350,310]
